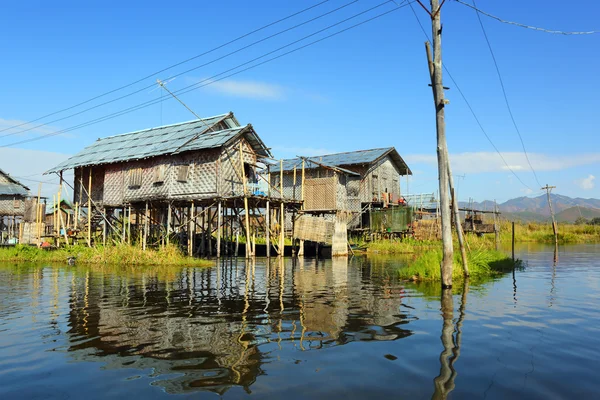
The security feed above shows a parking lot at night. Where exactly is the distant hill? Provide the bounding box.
[556,206,600,223]
[460,194,600,223]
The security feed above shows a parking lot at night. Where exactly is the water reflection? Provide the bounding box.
[63,257,415,395]
[432,281,468,400]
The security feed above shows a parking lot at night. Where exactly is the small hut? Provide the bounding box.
[0,168,31,243]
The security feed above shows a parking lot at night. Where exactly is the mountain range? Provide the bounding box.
[459,194,600,223]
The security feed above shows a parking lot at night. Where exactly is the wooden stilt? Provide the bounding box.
[208,207,212,256]
[279,159,284,256]
[143,201,149,251]
[217,201,222,257]
[102,208,107,247]
[266,200,271,257]
[200,206,206,256]
[244,196,251,258]
[189,201,195,256]
[127,206,131,244]
[166,202,172,246]
[87,168,92,247]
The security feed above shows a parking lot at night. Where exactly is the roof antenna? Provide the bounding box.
[156,79,214,134]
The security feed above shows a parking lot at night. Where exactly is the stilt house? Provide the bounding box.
[47,112,272,207]
[269,147,412,229]
[0,168,29,218]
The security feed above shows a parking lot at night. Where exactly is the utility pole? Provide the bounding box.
[541,184,558,257]
[423,0,453,288]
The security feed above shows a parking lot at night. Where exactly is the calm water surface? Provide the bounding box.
[1,244,599,399]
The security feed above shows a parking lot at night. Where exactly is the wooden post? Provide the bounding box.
[102,208,106,247]
[512,221,515,261]
[166,202,172,246]
[208,207,212,255]
[36,183,42,244]
[189,201,195,256]
[143,201,148,251]
[301,160,305,205]
[200,206,206,256]
[217,201,222,257]
[127,205,131,244]
[279,159,285,256]
[541,184,558,249]
[494,200,500,250]
[244,197,252,258]
[425,3,453,288]
[266,200,271,257]
[87,168,92,247]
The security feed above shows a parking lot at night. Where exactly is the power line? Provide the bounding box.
[0,0,331,135]
[0,0,359,140]
[1,1,411,148]
[407,0,534,191]
[471,0,542,188]
[454,0,599,35]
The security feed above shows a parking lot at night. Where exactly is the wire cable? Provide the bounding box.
[0,0,359,139]
[0,0,331,135]
[407,1,534,191]
[454,0,599,35]
[471,0,542,188]
[2,1,410,148]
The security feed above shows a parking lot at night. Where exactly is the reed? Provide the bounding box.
[0,244,213,267]
[398,247,520,282]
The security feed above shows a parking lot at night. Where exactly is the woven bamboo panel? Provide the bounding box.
[218,139,256,197]
[294,215,334,243]
[304,177,336,211]
[0,196,26,216]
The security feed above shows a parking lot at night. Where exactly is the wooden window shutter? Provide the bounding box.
[177,164,189,182]
[153,165,166,184]
[13,198,20,208]
[129,167,142,188]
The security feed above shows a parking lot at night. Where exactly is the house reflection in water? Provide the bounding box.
[66,257,415,395]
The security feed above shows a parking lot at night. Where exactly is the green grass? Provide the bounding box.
[365,238,437,254]
[0,244,213,267]
[398,247,520,282]
[473,220,600,244]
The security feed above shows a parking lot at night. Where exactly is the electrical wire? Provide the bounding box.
[407,1,534,192]
[471,0,541,188]
[1,1,411,148]
[0,0,331,135]
[0,0,359,139]
[454,0,599,35]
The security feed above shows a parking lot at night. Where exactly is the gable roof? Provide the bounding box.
[0,168,30,196]
[269,147,412,175]
[46,112,272,173]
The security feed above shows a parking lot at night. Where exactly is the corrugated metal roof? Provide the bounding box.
[0,168,29,196]
[46,113,272,173]
[269,147,412,175]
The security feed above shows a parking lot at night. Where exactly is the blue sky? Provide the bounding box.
[0,0,598,202]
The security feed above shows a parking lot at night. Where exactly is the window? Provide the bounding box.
[177,164,190,182]
[372,174,379,196]
[13,198,21,209]
[153,165,166,184]
[128,167,142,188]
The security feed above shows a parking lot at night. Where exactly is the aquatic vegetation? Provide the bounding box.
[0,244,213,267]
[398,247,520,282]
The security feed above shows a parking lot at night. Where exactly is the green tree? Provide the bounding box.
[575,216,590,225]
[591,217,600,226]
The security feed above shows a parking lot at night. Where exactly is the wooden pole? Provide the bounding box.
[279,159,285,255]
[102,208,106,247]
[127,205,131,244]
[494,200,500,250]
[244,197,251,258]
[450,184,469,276]
[189,201,195,256]
[143,201,148,251]
[217,201,222,257]
[425,2,453,288]
[512,221,515,262]
[36,183,42,244]
[266,200,271,257]
[87,168,92,247]
[166,202,172,246]
[542,184,558,249]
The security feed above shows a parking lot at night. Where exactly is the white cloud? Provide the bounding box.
[200,78,285,100]
[404,152,600,174]
[0,117,65,137]
[576,174,595,190]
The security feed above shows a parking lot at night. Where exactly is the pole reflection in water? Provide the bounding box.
[432,280,469,400]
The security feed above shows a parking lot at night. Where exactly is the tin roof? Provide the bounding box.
[269,147,412,175]
[46,112,271,173]
[0,168,30,196]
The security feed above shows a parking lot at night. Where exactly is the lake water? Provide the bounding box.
[1,244,599,399]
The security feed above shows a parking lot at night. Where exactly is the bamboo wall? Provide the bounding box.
[0,196,26,217]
